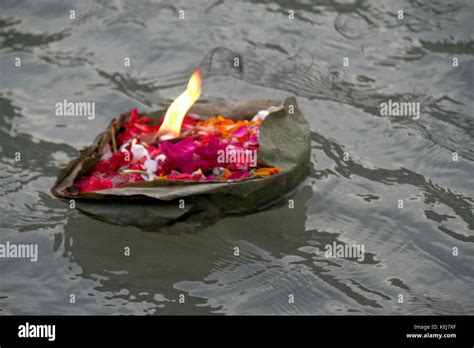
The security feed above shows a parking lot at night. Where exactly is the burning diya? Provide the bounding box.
[52,69,311,230]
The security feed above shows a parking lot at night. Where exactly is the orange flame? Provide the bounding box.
[158,69,202,138]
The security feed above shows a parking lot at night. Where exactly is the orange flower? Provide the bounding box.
[220,169,232,180]
[254,167,280,177]
[196,116,262,139]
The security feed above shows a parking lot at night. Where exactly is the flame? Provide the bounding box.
[158,69,202,138]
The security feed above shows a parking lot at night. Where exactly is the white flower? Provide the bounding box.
[212,167,226,176]
[252,110,270,122]
[101,145,113,160]
[155,153,166,163]
[144,159,158,173]
[192,169,203,176]
[191,169,204,180]
[155,154,167,169]
[131,143,150,164]
[119,142,129,152]
[141,159,158,182]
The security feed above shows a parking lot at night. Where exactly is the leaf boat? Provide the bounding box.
[51,97,310,230]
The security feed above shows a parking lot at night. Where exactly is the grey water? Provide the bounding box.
[0,0,473,315]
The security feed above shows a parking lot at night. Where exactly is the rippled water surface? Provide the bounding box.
[1,0,473,315]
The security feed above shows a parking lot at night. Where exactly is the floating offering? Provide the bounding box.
[51,70,310,230]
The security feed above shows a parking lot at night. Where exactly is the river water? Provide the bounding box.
[1,0,473,315]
